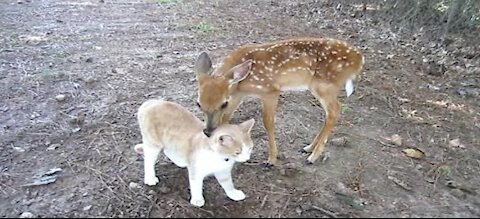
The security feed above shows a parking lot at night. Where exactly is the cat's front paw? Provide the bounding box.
[227,189,246,201]
[190,198,205,207]
[144,176,159,186]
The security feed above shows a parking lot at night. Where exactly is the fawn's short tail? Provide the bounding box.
[345,53,364,97]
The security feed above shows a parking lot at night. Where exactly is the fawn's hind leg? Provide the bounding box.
[304,83,341,164]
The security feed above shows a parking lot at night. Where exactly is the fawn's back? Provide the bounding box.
[213,37,364,94]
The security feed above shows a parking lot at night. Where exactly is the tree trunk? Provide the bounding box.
[443,0,466,38]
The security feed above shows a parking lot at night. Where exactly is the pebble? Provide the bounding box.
[55,94,66,102]
[129,182,142,189]
[19,212,34,218]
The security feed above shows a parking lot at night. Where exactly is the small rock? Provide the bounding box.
[415,164,423,171]
[71,127,81,133]
[386,54,395,59]
[129,182,142,189]
[295,206,303,215]
[279,168,286,176]
[456,86,480,98]
[55,94,66,102]
[390,134,402,146]
[85,57,93,63]
[83,205,92,211]
[331,136,348,146]
[13,146,25,152]
[82,192,88,197]
[0,106,9,112]
[47,143,60,151]
[449,138,465,148]
[19,212,34,218]
[148,190,156,195]
[84,76,96,84]
[426,84,440,91]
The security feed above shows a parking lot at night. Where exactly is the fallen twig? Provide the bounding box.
[310,205,338,218]
[260,195,268,209]
[278,197,290,218]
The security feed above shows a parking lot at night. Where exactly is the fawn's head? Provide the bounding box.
[194,52,252,137]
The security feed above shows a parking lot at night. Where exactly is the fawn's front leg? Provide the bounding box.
[261,92,280,166]
[214,169,245,201]
[188,169,205,207]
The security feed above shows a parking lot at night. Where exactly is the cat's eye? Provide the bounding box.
[221,101,228,109]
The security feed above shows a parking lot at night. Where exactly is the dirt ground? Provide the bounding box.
[1,0,479,218]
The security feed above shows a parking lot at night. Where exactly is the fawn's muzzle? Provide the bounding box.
[203,128,213,137]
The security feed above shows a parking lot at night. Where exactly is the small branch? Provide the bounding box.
[310,205,338,218]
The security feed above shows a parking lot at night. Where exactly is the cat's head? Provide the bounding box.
[210,118,255,162]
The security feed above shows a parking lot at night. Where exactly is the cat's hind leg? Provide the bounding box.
[139,143,162,186]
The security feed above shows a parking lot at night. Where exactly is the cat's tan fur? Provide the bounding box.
[134,99,255,207]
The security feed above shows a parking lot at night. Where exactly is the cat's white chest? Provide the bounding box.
[193,150,234,175]
[163,148,188,167]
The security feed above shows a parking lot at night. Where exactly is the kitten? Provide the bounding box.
[134,99,255,207]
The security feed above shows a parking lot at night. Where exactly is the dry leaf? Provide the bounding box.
[402,148,425,159]
[390,134,403,146]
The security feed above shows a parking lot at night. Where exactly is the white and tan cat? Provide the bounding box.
[134,99,255,207]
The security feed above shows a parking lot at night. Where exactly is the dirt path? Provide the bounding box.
[1,0,479,217]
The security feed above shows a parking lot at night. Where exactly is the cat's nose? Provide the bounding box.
[203,129,212,137]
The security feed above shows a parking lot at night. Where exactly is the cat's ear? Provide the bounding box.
[218,135,234,147]
[239,118,255,134]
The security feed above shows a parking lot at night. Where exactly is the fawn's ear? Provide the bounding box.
[218,135,234,147]
[226,60,252,85]
[195,52,213,80]
[239,118,255,134]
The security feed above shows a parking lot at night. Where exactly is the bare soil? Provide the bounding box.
[1,0,479,217]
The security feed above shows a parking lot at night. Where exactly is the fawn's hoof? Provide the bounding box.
[298,148,311,154]
[262,161,275,168]
[303,159,314,166]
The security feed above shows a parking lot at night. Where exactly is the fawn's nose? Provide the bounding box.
[203,129,212,137]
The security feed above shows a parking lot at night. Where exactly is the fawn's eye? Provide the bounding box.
[221,101,228,109]
[196,102,201,108]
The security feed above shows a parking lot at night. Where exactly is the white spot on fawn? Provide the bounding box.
[282,85,309,91]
